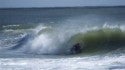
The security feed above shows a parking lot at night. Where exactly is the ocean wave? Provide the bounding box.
[1,24,125,55]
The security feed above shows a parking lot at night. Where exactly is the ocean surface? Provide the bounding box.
[0,6,125,70]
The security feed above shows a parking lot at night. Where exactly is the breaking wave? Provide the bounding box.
[1,23,125,55]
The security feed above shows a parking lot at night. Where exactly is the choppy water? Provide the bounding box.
[0,6,125,70]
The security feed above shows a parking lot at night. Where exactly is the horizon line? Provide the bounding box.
[0,5,125,9]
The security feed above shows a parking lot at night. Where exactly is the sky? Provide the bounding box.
[0,0,125,8]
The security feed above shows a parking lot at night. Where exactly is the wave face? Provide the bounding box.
[1,7,125,56]
[68,27,125,54]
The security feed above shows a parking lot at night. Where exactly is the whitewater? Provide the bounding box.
[0,6,125,70]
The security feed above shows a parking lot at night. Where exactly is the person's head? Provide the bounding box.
[76,43,80,46]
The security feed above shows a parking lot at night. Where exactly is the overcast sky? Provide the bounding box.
[0,0,125,8]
